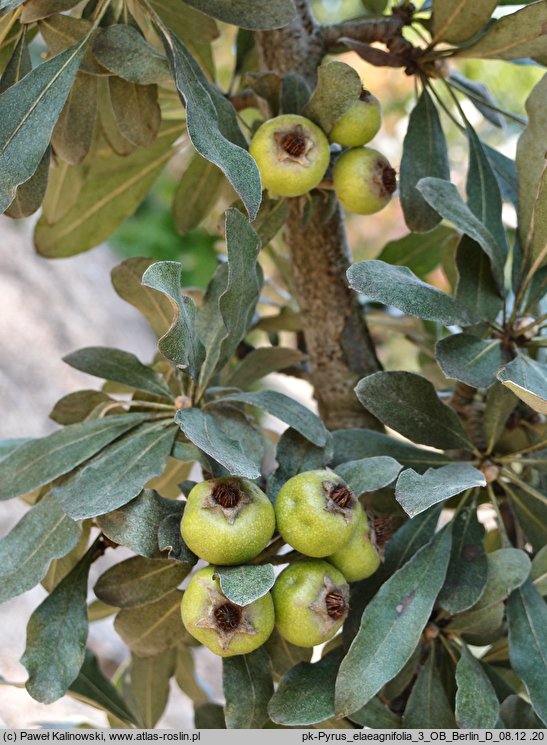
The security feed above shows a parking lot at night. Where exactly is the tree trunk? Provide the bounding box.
[254,0,381,430]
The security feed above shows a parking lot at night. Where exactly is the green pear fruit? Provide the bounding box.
[249,114,330,197]
[333,147,396,215]
[328,506,380,582]
[181,566,275,656]
[329,89,381,147]
[271,559,349,647]
[275,469,360,557]
[180,478,275,565]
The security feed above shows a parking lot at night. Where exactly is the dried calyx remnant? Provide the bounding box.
[202,479,251,523]
[381,164,397,194]
[214,602,242,631]
[274,124,314,165]
[325,591,348,619]
[212,481,243,508]
[323,479,357,522]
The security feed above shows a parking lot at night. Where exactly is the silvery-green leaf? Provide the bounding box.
[507,580,547,725]
[184,0,295,30]
[159,25,261,220]
[268,648,344,726]
[93,25,170,84]
[95,557,189,608]
[111,257,172,339]
[355,371,472,450]
[455,645,499,728]
[403,649,456,728]
[399,88,450,232]
[348,260,474,326]
[497,355,547,414]
[335,527,452,716]
[0,413,150,501]
[396,464,486,518]
[0,492,81,604]
[215,564,275,606]
[223,648,273,729]
[21,541,96,704]
[436,334,506,389]
[114,589,188,657]
[130,649,176,727]
[60,422,177,519]
[335,456,402,495]
[0,41,87,213]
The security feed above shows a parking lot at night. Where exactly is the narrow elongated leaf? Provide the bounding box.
[176,407,261,479]
[497,355,547,414]
[331,429,451,471]
[466,126,507,255]
[507,484,547,552]
[396,465,485,518]
[69,649,137,726]
[95,557,189,608]
[109,77,161,149]
[347,260,474,326]
[516,73,547,267]
[41,157,83,224]
[472,549,531,611]
[63,347,173,399]
[159,24,261,219]
[93,25,170,84]
[531,546,547,596]
[376,226,457,280]
[21,541,95,704]
[4,148,50,219]
[217,390,328,447]
[335,457,402,495]
[458,3,547,60]
[0,492,80,604]
[399,88,450,232]
[500,695,545,730]
[114,589,187,657]
[403,649,456,728]
[335,527,452,716]
[38,14,103,76]
[448,72,504,128]
[97,489,181,558]
[142,261,204,381]
[0,41,87,213]
[223,648,273,729]
[456,646,499,728]
[432,0,497,43]
[0,413,149,501]
[60,422,177,519]
[173,152,225,235]
[35,123,182,257]
[184,0,295,30]
[280,73,311,115]
[268,648,344,726]
[383,505,444,574]
[199,209,263,386]
[110,256,172,340]
[483,383,518,454]
[130,649,176,727]
[355,371,472,450]
[439,506,488,613]
[225,347,305,390]
[507,580,547,725]
[21,0,83,22]
[484,144,518,207]
[455,236,503,323]
[436,334,505,389]
[215,564,275,606]
[417,177,505,292]
[52,73,97,165]
[194,703,226,728]
[42,521,91,593]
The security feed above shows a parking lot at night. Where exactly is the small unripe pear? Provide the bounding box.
[275,469,360,557]
[180,478,275,565]
[328,506,380,582]
[329,89,381,147]
[249,114,330,197]
[272,559,349,647]
[333,147,396,215]
[181,566,275,656]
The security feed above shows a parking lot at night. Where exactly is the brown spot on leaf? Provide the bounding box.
[396,591,415,615]
[463,544,480,561]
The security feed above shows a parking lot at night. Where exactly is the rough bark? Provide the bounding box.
[254,0,382,430]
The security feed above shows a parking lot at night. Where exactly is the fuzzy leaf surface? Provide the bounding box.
[223,648,273,729]
[335,456,402,495]
[184,0,295,30]
[215,564,275,606]
[497,355,547,414]
[455,646,499,728]
[403,650,456,728]
[436,334,505,389]
[114,589,188,657]
[95,557,189,608]
[396,465,486,518]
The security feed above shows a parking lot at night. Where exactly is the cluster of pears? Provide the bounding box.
[248,86,396,215]
[180,471,380,657]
